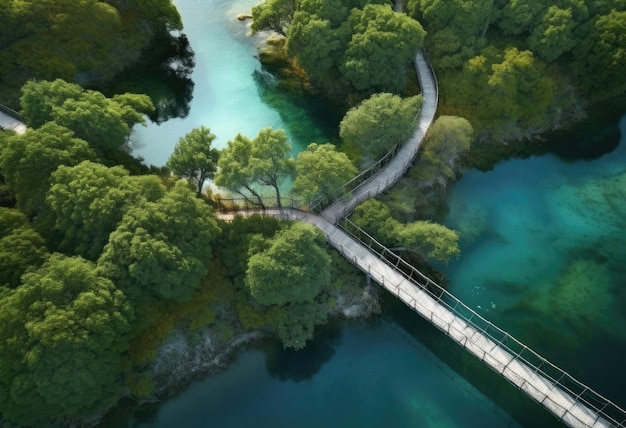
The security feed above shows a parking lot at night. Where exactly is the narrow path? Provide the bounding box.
[0,109,26,134]
[321,51,437,224]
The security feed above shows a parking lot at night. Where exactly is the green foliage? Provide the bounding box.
[527,6,577,62]
[341,4,426,95]
[352,199,460,263]
[216,214,283,288]
[245,222,330,306]
[0,253,133,423]
[251,0,298,36]
[97,181,220,304]
[215,128,293,206]
[0,208,48,288]
[0,122,95,214]
[0,0,181,103]
[275,302,328,350]
[409,0,497,69]
[20,79,154,154]
[287,0,425,101]
[292,143,357,203]
[415,116,473,186]
[573,10,626,100]
[167,126,219,197]
[444,46,557,140]
[340,93,423,162]
[43,161,165,260]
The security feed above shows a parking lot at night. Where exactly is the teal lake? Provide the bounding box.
[123,0,626,426]
[131,0,338,167]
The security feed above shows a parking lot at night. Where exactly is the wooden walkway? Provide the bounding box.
[0,104,26,134]
[320,51,437,224]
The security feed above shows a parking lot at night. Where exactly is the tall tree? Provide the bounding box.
[97,181,220,304]
[167,126,219,197]
[352,199,460,263]
[415,116,473,187]
[215,128,293,207]
[245,222,330,306]
[0,208,48,288]
[341,4,426,95]
[43,161,165,260]
[251,0,298,36]
[0,123,95,214]
[0,254,133,424]
[20,79,154,154]
[292,143,357,204]
[340,93,423,162]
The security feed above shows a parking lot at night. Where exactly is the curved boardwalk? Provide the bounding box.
[0,104,26,134]
[321,51,437,224]
[217,49,625,428]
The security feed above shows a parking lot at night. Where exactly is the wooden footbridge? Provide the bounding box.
[0,103,26,134]
[216,47,626,427]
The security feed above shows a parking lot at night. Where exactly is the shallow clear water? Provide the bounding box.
[131,0,337,167]
[443,115,626,405]
[135,321,521,428]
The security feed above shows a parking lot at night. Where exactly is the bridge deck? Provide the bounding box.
[320,51,437,224]
[0,110,27,134]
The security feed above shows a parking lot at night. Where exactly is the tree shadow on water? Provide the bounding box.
[97,33,196,124]
[264,323,344,382]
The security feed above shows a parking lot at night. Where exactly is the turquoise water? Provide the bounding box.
[131,0,337,167]
[135,321,522,428]
[443,115,626,405]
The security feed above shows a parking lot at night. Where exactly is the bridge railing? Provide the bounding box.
[338,218,626,427]
[215,197,309,213]
[0,103,25,123]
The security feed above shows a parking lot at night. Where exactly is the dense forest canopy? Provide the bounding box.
[409,0,626,141]
[0,0,183,105]
[253,0,425,102]
[253,0,625,141]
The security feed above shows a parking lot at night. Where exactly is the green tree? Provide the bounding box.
[167,126,219,197]
[20,79,154,154]
[340,93,423,162]
[0,253,133,423]
[0,122,95,214]
[0,208,48,288]
[527,6,577,62]
[0,0,182,104]
[43,161,165,260]
[292,143,357,204]
[97,181,220,304]
[352,199,460,263]
[275,302,328,350]
[415,116,473,186]
[572,10,626,100]
[408,0,496,68]
[251,0,298,36]
[215,128,293,207]
[446,46,556,139]
[341,4,426,95]
[245,222,330,306]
